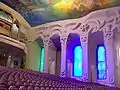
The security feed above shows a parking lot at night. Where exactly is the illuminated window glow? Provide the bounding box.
[74,46,82,76]
[97,45,106,79]
[40,48,44,72]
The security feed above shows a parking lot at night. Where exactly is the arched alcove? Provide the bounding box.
[50,34,61,75]
[88,31,105,82]
[67,33,82,78]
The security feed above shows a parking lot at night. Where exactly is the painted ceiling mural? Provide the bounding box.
[1,0,120,26]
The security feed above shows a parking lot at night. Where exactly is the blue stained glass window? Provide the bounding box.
[74,46,82,76]
[40,48,44,72]
[97,45,106,79]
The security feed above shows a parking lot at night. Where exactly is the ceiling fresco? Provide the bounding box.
[1,0,120,27]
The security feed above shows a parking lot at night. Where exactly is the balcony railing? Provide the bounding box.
[0,19,27,43]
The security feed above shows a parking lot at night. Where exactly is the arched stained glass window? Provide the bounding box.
[74,46,82,76]
[97,45,106,79]
[40,47,44,72]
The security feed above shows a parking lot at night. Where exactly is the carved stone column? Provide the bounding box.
[60,35,67,77]
[67,60,73,78]
[103,28,115,86]
[80,35,89,81]
[43,38,51,73]
[48,57,55,74]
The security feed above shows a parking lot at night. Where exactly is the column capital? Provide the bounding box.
[80,35,88,44]
[43,38,52,47]
[103,28,113,41]
[60,35,68,46]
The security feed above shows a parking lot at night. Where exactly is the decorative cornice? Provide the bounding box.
[49,24,62,30]
[79,24,90,33]
[103,28,113,41]
[72,22,82,30]
[34,7,120,40]
[65,22,76,29]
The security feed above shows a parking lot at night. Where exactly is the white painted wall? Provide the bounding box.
[25,41,41,71]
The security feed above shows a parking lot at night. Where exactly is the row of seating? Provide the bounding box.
[0,66,119,90]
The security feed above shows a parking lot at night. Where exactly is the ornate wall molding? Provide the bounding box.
[103,26,113,41]
[60,35,68,46]
[49,24,62,38]
[43,37,54,47]
[35,26,48,39]
[32,7,120,85]
[82,73,88,81]
[60,70,66,77]
[43,38,50,47]
[49,24,62,30]
[34,6,120,43]
[65,22,77,30]
[80,36,87,43]
[109,77,115,84]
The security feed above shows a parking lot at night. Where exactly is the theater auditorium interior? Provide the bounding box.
[0,0,120,90]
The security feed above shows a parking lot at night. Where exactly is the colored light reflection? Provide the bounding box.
[74,46,82,77]
[97,46,106,79]
[40,48,44,72]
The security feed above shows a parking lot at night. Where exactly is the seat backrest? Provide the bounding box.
[28,86,34,90]
[34,86,40,90]
[19,86,27,90]
[9,85,18,90]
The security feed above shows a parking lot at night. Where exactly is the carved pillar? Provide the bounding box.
[103,28,115,86]
[48,57,55,74]
[43,38,51,73]
[60,36,67,77]
[67,60,73,78]
[80,35,89,81]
